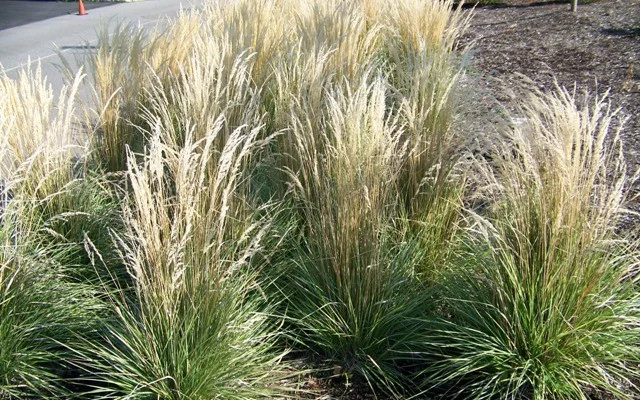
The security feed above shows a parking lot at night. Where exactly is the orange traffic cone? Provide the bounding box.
[77,0,87,15]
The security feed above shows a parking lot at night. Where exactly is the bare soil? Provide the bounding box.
[458,0,640,213]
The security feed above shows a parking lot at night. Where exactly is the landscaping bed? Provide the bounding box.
[459,0,640,211]
[2,1,640,399]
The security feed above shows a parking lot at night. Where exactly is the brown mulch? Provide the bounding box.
[458,0,640,212]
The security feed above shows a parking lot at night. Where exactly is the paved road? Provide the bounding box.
[0,0,206,92]
[0,1,117,31]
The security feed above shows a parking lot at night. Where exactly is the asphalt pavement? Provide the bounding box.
[0,0,206,93]
[0,1,117,31]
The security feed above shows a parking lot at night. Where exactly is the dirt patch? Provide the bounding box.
[458,0,640,213]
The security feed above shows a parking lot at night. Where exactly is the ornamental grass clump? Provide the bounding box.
[77,101,291,398]
[258,0,469,394]
[420,86,640,399]
[1,64,123,286]
[0,228,105,400]
[277,76,429,396]
[0,64,107,399]
[0,65,84,199]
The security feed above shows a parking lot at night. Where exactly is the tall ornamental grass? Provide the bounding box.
[419,87,640,399]
[276,76,430,396]
[75,95,291,398]
[0,65,84,198]
[1,63,124,287]
[6,0,639,398]
[261,1,468,394]
[80,10,469,394]
[0,64,106,399]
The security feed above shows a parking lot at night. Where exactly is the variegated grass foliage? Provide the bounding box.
[2,0,640,398]
[0,64,84,198]
[420,87,640,399]
[0,64,110,399]
[78,113,290,399]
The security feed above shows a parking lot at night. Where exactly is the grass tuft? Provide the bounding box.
[74,107,292,399]
[419,86,640,399]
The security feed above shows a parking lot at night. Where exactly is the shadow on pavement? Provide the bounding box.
[0,0,117,31]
